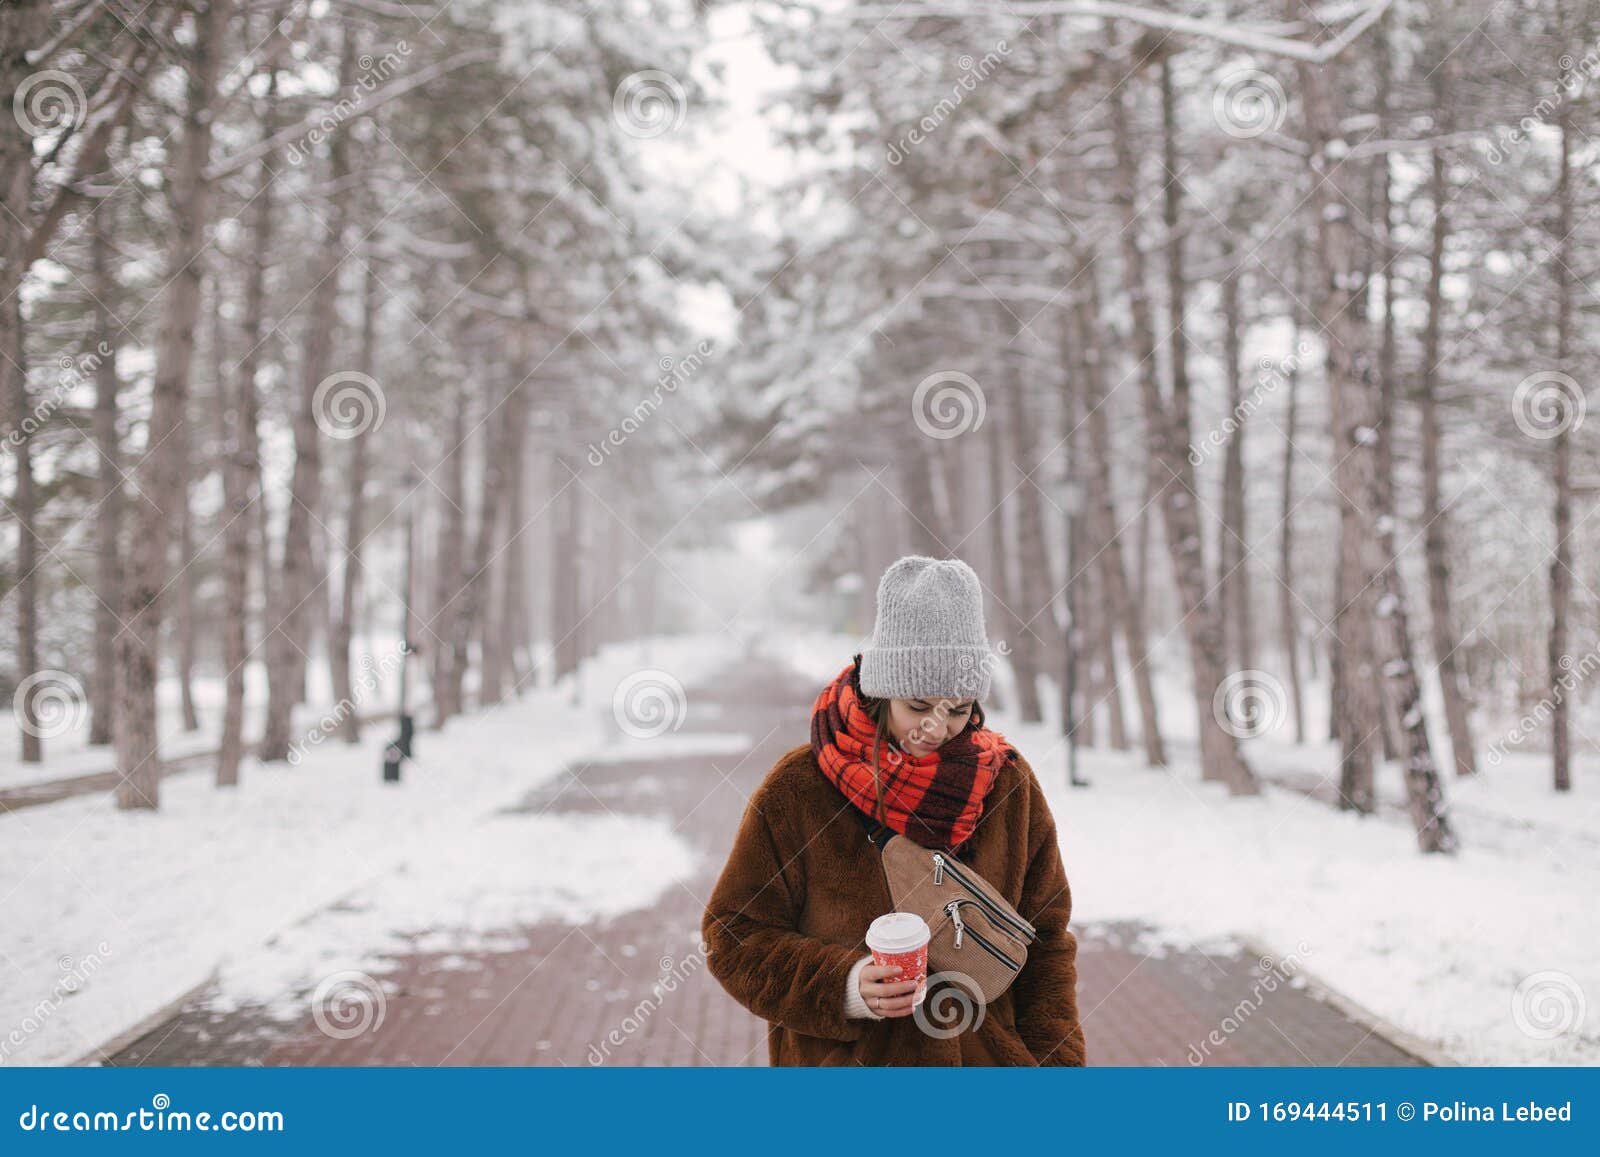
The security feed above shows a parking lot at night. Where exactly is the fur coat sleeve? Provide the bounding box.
[700,791,870,1044]
[1008,766,1087,1065]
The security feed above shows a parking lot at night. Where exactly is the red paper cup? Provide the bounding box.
[866,912,930,1006]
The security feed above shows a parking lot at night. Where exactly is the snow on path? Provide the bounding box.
[0,635,738,1067]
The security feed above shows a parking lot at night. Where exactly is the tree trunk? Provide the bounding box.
[1359,36,1461,854]
[1,0,49,763]
[1328,535,1345,743]
[89,201,123,747]
[1072,509,1099,748]
[1007,349,1062,718]
[1419,58,1476,778]
[331,222,378,744]
[1299,22,1450,844]
[217,60,275,787]
[551,454,583,682]
[1090,549,1127,749]
[214,285,247,787]
[260,25,356,761]
[499,384,531,693]
[1109,56,1254,792]
[896,413,945,555]
[987,371,1042,720]
[1071,250,1165,766]
[1278,230,1307,744]
[176,332,200,734]
[432,378,470,722]
[1217,225,1254,675]
[1373,21,1405,767]
[462,388,510,707]
[115,0,229,808]
[1296,45,1380,814]
[1371,518,1459,852]
[1550,106,1574,794]
[467,393,512,707]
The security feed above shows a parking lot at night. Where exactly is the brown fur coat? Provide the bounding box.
[701,742,1087,1066]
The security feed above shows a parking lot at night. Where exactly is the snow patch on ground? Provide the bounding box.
[0,634,737,1067]
[994,713,1600,1067]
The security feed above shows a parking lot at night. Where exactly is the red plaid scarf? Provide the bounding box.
[810,654,1015,851]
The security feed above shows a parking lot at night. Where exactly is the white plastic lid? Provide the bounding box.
[865,911,930,953]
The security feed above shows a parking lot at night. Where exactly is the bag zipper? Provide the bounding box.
[943,900,1023,971]
[931,852,1037,941]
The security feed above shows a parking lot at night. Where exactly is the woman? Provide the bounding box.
[701,555,1087,1066]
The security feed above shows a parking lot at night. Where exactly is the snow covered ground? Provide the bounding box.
[0,634,737,1067]
[1025,728,1600,1067]
[3,627,1594,1067]
[0,641,414,792]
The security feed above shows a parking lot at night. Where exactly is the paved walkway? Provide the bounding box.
[101,658,1429,1067]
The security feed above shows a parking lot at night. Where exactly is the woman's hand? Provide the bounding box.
[858,960,921,1017]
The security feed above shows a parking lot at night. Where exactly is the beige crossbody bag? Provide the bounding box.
[855,809,1037,1003]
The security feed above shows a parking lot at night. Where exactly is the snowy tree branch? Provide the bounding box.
[840,0,1395,63]
[204,46,498,181]
[25,0,112,67]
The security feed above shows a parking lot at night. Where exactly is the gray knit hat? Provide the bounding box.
[858,555,994,702]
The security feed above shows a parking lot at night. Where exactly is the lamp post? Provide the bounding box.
[1058,474,1089,788]
[384,466,420,784]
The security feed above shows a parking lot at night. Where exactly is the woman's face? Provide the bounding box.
[886,695,975,756]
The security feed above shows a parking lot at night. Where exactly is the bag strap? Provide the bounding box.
[851,804,893,850]
[851,806,961,858]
